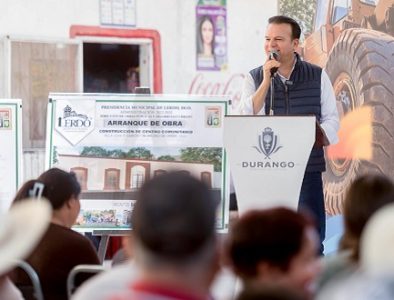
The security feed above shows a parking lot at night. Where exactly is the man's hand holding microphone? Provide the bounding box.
[263,49,280,78]
[252,50,281,114]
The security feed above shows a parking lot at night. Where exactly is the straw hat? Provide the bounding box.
[0,199,51,275]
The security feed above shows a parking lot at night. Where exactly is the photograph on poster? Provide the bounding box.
[196,5,227,71]
[75,199,134,230]
[197,15,215,68]
[54,145,223,230]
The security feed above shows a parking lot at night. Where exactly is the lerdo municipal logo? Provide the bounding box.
[58,105,92,128]
[55,100,95,146]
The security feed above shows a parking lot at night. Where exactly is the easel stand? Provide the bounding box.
[93,230,131,263]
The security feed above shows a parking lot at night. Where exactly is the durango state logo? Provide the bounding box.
[253,127,282,159]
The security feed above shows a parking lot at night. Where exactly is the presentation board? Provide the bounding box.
[0,99,22,213]
[46,93,229,231]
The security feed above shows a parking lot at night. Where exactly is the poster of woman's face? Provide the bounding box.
[196,4,227,71]
[199,16,215,57]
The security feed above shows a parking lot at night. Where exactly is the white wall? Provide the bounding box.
[0,0,277,98]
[0,0,99,38]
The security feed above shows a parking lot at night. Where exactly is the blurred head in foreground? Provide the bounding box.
[228,207,320,298]
[341,174,394,262]
[129,171,220,296]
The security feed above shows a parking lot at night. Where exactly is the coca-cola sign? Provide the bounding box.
[188,73,245,108]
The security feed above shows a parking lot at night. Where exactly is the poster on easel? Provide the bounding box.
[46,93,230,232]
[0,99,22,213]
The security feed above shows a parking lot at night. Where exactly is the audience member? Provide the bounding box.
[11,168,100,300]
[317,202,394,300]
[317,174,394,290]
[0,199,51,299]
[108,171,220,300]
[73,235,237,300]
[227,207,320,299]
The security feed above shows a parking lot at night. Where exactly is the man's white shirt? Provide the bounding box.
[237,67,339,145]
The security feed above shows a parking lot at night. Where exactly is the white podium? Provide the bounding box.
[224,116,315,214]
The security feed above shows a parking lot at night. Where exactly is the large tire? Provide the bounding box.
[323,28,394,215]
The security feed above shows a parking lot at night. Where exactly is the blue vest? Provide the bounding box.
[249,55,326,172]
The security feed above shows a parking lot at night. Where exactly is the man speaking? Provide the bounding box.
[238,15,339,253]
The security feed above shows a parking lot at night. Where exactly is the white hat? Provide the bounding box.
[0,199,51,275]
[361,203,394,275]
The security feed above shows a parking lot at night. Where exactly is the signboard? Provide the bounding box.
[46,93,229,231]
[100,0,137,27]
[0,99,22,213]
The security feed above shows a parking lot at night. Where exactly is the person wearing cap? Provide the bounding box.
[237,15,339,253]
[0,200,51,300]
[11,168,100,300]
[108,171,220,300]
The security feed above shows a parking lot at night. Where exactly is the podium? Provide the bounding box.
[224,116,315,214]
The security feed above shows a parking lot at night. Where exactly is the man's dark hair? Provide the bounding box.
[228,207,314,279]
[268,15,301,40]
[132,171,218,262]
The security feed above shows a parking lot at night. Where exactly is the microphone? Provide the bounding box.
[269,49,279,60]
[268,50,280,115]
[269,50,279,76]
